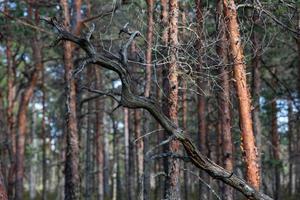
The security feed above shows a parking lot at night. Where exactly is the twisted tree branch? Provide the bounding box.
[43,18,273,200]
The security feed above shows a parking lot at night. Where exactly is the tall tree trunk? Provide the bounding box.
[223,0,260,190]
[0,91,8,200]
[251,7,262,184]
[85,67,93,200]
[296,13,300,192]
[29,108,37,200]
[124,107,131,200]
[270,95,280,200]
[287,99,294,196]
[164,0,180,199]
[42,62,47,200]
[195,1,209,199]
[179,4,189,199]
[15,7,43,198]
[216,0,233,199]
[60,0,81,199]
[111,110,119,200]
[182,78,188,200]
[129,41,144,199]
[5,34,16,200]
[95,67,104,200]
[134,108,143,197]
[143,0,154,199]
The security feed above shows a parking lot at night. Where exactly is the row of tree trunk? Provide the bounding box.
[1,0,299,200]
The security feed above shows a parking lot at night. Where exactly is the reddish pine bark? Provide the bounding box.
[60,0,81,199]
[15,8,43,198]
[216,0,233,199]
[223,0,260,189]
[164,0,181,199]
[195,0,210,198]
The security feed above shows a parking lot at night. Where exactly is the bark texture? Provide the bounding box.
[223,0,260,190]
[60,0,81,199]
[164,0,181,199]
[216,0,233,199]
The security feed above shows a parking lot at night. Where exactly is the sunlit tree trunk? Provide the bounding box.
[223,0,260,190]
[216,1,233,199]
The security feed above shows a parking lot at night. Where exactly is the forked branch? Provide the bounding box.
[43,18,273,200]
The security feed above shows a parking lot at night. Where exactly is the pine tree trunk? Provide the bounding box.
[84,67,93,200]
[251,8,262,183]
[143,1,154,199]
[287,99,294,196]
[270,93,280,200]
[216,1,233,199]
[29,109,37,200]
[195,1,210,199]
[5,34,16,200]
[164,0,181,199]
[95,67,104,200]
[179,4,189,199]
[223,0,260,190]
[42,67,47,200]
[124,108,131,200]
[15,7,43,198]
[60,0,81,199]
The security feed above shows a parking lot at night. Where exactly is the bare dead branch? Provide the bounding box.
[44,18,273,200]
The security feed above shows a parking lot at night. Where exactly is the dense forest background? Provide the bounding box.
[0,0,300,200]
